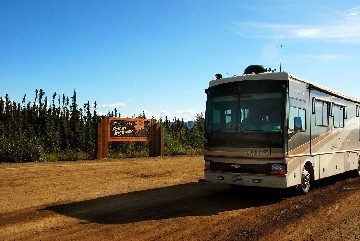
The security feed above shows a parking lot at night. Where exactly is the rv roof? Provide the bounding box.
[289,73,360,103]
[208,72,360,103]
[208,72,288,88]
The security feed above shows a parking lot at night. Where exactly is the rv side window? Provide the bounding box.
[289,106,306,131]
[333,104,345,128]
[315,100,329,126]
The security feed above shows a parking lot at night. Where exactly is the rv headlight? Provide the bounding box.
[271,164,287,175]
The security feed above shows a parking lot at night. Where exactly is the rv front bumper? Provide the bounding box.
[204,170,288,188]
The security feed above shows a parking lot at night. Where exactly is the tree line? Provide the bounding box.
[0,90,205,163]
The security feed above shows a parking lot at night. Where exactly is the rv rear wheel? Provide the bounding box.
[299,164,312,195]
[356,159,360,177]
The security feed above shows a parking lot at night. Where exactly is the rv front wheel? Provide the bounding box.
[299,164,312,195]
[356,159,360,177]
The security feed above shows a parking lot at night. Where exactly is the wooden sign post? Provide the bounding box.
[95,117,164,159]
[150,121,164,157]
[95,116,109,159]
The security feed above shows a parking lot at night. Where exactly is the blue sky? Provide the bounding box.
[1,1,360,121]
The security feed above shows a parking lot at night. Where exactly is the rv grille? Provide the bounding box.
[209,161,271,174]
[209,139,273,148]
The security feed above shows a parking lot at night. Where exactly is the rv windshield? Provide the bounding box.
[206,91,284,133]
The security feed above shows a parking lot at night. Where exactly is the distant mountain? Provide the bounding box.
[186,121,194,129]
[169,121,194,129]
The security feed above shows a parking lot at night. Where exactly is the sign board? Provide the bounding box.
[108,117,152,141]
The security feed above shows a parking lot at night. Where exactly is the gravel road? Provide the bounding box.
[1,156,359,240]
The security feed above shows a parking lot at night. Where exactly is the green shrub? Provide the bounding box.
[0,136,44,163]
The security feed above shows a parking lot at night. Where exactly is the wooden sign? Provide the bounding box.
[108,117,152,141]
[95,117,163,159]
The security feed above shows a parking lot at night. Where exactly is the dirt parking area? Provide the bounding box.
[0,156,359,240]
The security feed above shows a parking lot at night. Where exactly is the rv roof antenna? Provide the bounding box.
[279,45,283,72]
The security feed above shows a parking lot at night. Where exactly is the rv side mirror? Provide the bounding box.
[294,117,303,131]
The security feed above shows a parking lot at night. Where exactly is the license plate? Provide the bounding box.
[232,179,243,185]
[231,173,242,178]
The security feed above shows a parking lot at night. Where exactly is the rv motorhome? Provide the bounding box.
[204,65,360,194]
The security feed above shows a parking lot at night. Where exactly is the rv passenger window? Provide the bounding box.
[208,95,238,132]
[289,107,306,131]
[333,105,344,128]
[315,100,329,126]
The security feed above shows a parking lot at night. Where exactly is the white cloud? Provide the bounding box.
[176,109,197,115]
[96,103,126,108]
[236,23,298,39]
[176,109,197,121]
[142,110,152,117]
[236,6,360,43]
[292,28,322,38]
[238,22,360,42]
[160,110,172,118]
[346,6,360,21]
[142,110,171,120]
[291,23,360,40]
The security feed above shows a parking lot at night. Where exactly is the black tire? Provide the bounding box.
[299,164,312,195]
